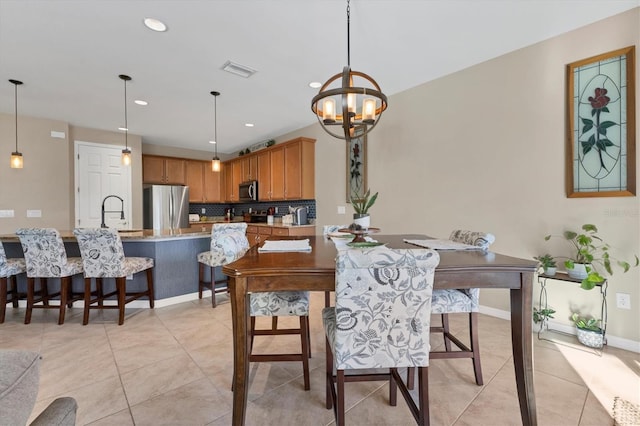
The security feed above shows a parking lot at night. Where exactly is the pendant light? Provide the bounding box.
[119,74,132,166]
[9,79,24,169]
[311,0,387,142]
[210,91,221,172]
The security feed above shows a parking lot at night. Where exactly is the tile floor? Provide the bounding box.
[1,292,638,425]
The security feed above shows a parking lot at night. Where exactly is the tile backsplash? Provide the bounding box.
[189,200,316,219]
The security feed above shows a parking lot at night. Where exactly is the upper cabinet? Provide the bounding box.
[224,160,243,202]
[186,160,223,203]
[247,137,315,201]
[143,155,186,185]
[241,155,258,182]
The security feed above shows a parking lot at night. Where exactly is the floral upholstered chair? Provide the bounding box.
[202,223,311,390]
[408,229,495,389]
[15,228,84,325]
[323,246,440,425]
[0,242,26,323]
[197,223,249,307]
[73,228,154,325]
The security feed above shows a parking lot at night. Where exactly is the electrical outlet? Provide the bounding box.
[0,210,14,218]
[201,208,206,214]
[616,293,631,310]
[275,207,278,214]
[337,206,346,214]
[27,209,42,218]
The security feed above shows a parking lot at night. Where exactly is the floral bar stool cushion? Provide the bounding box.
[15,228,84,325]
[15,228,83,278]
[0,242,26,323]
[73,228,153,277]
[431,230,495,314]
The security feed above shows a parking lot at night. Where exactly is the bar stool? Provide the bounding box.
[73,228,154,325]
[0,241,26,323]
[15,228,84,325]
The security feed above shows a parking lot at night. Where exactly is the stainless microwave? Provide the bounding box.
[239,180,258,202]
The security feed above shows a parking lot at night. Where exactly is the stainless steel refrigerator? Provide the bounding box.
[143,185,190,230]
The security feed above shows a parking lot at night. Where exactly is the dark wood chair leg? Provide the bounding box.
[41,278,49,306]
[146,268,155,308]
[250,316,256,353]
[10,275,19,307]
[325,336,333,410]
[83,277,92,325]
[97,278,104,307]
[0,277,7,323]
[336,370,345,426]
[24,277,35,324]
[418,367,430,425]
[210,266,216,308]
[300,316,310,391]
[117,277,126,325]
[198,263,205,299]
[442,313,452,351]
[470,312,483,385]
[57,277,69,325]
[407,367,415,390]
[389,368,398,406]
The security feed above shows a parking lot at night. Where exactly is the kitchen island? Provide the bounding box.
[1,228,212,305]
[0,224,316,306]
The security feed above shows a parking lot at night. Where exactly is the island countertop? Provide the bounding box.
[0,228,210,243]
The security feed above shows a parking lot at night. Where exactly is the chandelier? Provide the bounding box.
[311,0,387,142]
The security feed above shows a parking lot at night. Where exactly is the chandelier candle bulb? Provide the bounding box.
[347,92,356,114]
[363,98,376,123]
[322,99,336,123]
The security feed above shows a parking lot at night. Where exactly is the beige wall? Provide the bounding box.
[0,9,637,343]
[283,8,640,343]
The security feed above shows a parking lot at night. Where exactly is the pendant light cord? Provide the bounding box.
[123,78,128,150]
[346,0,351,67]
[214,94,218,157]
[14,82,18,152]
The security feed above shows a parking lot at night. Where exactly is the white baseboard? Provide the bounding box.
[479,305,640,354]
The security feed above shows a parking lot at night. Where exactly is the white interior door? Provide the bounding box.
[75,141,132,229]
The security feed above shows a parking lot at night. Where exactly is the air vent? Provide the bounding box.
[221,60,257,78]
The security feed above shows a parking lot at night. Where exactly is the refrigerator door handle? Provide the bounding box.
[169,189,174,227]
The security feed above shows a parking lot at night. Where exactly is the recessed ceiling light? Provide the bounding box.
[143,18,167,32]
[309,82,322,89]
[118,127,128,131]
[209,140,217,144]
[245,123,254,127]
[134,99,148,106]
[222,61,257,78]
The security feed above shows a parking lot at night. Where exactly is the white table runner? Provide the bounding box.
[258,239,312,252]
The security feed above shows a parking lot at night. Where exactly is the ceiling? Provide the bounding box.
[1,0,638,155]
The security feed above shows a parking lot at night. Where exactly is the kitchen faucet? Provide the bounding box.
[101,195,125,228]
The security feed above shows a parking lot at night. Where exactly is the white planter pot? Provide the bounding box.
[353,214,370,229]
[567,263,590,280]
[576,327,604,348]
[543,267,557,276]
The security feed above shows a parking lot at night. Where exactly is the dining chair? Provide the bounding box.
[0,241,26,323]
[15,228,84,325]
[73,228,154,325]
[323,246,440,426]
[407,229,495,389]
[197,223,246,307]
[322,224,348,306]
[209,223,311,390]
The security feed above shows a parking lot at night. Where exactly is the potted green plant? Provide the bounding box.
[571,312,604,348]
[533,306,555,331]
[534,254,557,276]
[350,188,378,229]
[544,223,638,289]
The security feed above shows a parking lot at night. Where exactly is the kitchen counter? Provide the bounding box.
[0,228,210,243]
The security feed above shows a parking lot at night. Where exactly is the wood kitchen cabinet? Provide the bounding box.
[186,160,223,203]
[143,155,186,184]
[224,136,315,202]
[241,155,257,182]
[224,160,243,202]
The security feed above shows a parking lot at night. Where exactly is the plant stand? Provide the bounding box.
[537,272,608,356]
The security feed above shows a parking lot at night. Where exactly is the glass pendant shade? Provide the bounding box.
[9,79,24,169]
[10,152,23,169]
[211,157,221,172]
[119,74,132,167]
[121,148,132,166]
[210,91,221,172]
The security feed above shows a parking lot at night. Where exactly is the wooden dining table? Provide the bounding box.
[222,234,539,425]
